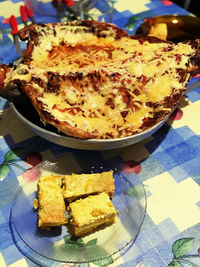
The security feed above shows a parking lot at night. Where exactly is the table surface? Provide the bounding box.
[1,0,200,266]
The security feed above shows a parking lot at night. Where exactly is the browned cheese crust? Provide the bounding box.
[1,20,200,139]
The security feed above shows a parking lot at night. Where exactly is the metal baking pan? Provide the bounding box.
[9,101,171,150]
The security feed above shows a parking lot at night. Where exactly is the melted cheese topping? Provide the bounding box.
[31,24,116,72]
[6,23,197,139]
[68,192,116,227]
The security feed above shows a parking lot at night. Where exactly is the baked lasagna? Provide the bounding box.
[62,171,115,202]
[67,192,117,236]
[1,20,200,139]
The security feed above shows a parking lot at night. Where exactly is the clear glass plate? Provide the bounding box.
[10,161,146,264]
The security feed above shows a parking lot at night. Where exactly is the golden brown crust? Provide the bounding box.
[18,20,128,41]
[185,39,200,75]
[22,83,95,138]
[0,64,11,90]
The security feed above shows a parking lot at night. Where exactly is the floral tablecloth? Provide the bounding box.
[1,0,200,266]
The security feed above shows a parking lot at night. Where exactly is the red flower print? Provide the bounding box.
[22,167,41,181]
[123,160,142,174]
[25,152,42,167]
[63,0,74,7]
[2,18,10,24]
[193,73,200,78]
[168,108,183,121]
[161,0,173,6]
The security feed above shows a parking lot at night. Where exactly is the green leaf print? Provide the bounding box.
[168,261,182,267]
[85,238,97,247]
[172,238,194,258]
[0,164,10,181]
[2,28,11,34]
[124,15,141,31]
[93,255,113,266]
[124,22,135,31]
[126,184,145,198]
[128,15,141,23]
[106,0,117,3]
[4,147,24,162]
[88,241,113,266]
[63,236,113,266]
[63,235,84,247]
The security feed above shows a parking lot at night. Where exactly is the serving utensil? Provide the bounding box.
[25,5,36,24]
[20,6,28,27]
[9,15,23,56]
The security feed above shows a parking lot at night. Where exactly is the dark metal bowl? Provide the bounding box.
[9,101,172,150]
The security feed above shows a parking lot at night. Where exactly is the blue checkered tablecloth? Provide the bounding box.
[1,0,200,266]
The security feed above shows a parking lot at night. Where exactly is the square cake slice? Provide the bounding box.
[67,192,117,236]
[63,171,115,202]
[37,174,66,227]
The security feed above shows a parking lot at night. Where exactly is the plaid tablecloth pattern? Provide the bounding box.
[0,0,200,266]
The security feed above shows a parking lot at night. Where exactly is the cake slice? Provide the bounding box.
[62,171,115,202]
[67,192,117,236]
[37,174,67,228]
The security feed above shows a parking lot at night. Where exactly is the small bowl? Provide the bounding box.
[136,15,200,43]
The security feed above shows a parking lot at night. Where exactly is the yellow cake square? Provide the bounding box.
[37,174,67,227]
[67,192,117,236]
[63,171,115,202]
